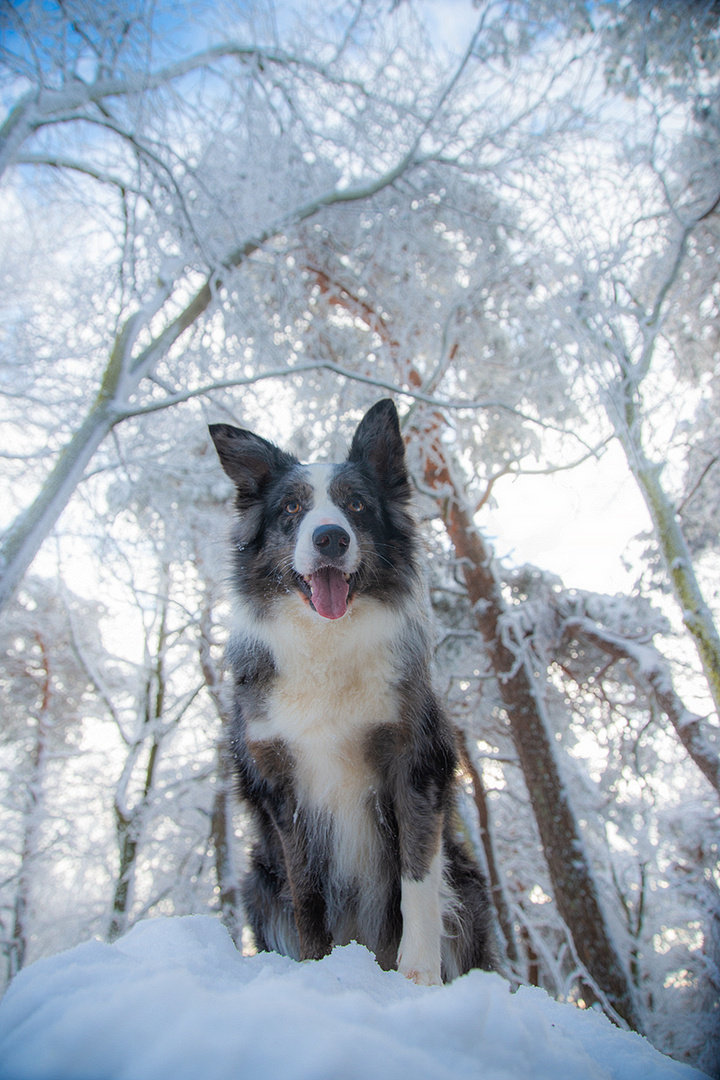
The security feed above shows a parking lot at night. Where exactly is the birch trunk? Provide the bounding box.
[0,401,115,612]
[629,446,720,724]
[601,189,720,726]
[108,599,167,940]
[8,634,51,978]
[197,602,243,942]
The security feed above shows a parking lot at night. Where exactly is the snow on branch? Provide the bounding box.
[0,41,386,181]
[562,615,720,797]
[496,571,719,797]
[114,358,577,432]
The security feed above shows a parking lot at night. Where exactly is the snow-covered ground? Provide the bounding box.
[0,916,708,1080]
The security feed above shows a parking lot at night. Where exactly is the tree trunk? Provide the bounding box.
[603,200,720,728]
[459,737,520,970]
[9,636,51,977]
[210,753,243,945]
[107,809,140,943]
[10,805,38,977]
[197,600,243,942]
[108,601,166,941]
[630,448,720,724]
[0,401,115,613]
[413,413,641,1030]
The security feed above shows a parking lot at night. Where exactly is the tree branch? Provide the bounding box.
[562,616,720,796]
[0,135,427,612]
[0,38,412,182]
[14,152,142,193]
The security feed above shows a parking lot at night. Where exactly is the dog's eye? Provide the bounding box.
[348,498,364,513]
[285,500,302,515]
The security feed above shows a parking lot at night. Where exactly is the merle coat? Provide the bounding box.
[210,400,494,984]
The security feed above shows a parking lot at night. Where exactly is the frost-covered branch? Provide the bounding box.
[562,616,720,796]
[0,142,427,613]
[13,153,143,194]
[576,166,720,727]
[631,184,720,386]
[64,592,124,735]
[0,41,382,181]
[114,359,573,427]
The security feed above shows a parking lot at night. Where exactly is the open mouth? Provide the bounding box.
[296,567,353,620]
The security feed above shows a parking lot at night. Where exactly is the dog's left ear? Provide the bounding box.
[348,399,410,497]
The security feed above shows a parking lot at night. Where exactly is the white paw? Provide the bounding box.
[400,962,442,987]
[397,945,442,986]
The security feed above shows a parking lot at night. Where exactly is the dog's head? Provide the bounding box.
[210,399,416,620]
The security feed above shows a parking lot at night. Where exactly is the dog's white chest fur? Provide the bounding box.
[244,596,404,875]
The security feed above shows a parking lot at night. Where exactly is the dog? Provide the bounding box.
[209,399,494,984]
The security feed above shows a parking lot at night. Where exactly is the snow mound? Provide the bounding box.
[0,915,707,1080]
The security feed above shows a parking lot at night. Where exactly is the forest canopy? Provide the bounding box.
[0,1,718,1075]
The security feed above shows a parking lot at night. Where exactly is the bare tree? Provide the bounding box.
[0,0,500,612]
[0,581,105,979]
[522,0,720,736]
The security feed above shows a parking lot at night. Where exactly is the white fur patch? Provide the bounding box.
[242,596,406,879]
[397,847,444,986]
[292,464,359,578]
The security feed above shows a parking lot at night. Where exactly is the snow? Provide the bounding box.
[0,916,708,1080]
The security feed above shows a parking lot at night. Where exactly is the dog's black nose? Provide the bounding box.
[313,524,350,560]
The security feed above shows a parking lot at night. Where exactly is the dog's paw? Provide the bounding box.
[397,946,442,987]
[400,963,442,987]
[397,858,444,986]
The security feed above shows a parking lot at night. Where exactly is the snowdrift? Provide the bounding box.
[0,915,707,1080]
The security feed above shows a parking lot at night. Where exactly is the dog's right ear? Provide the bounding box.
[209,424,296,506]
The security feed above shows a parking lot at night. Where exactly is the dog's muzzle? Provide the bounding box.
[302,524,352,619]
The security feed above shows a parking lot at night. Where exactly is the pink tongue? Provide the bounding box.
[309,567,350,620]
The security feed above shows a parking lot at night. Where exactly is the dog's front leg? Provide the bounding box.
[397,826,445,986]
[279,816,333,962]
[292,877,333,962]
[371,692,454,985]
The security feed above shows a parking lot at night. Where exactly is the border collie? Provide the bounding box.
[210,399,493,984]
